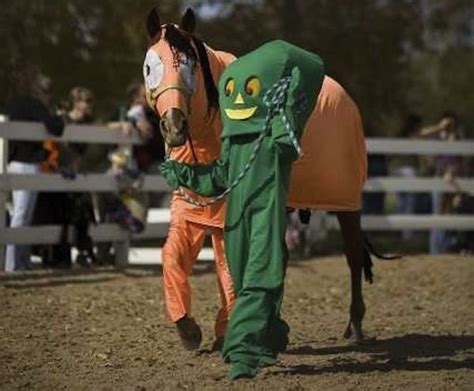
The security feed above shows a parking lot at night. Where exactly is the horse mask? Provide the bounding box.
[143,8,219,148]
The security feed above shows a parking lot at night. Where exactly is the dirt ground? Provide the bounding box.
[1,254,473,390]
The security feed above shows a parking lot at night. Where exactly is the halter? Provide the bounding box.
[149,81,194,120]
[173,74,304,208]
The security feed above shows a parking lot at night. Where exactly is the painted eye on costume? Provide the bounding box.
[244,76,261,98]
[179,55,196,92]
[143,49,164,90]
[224,78,235,97]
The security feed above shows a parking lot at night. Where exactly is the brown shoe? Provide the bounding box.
[176,316,202,350]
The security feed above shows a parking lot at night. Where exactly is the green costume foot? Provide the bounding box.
[176,316,202,350]
[230,362,258,380]
[258,354,277,368]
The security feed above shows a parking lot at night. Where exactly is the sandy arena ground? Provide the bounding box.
[1,254,473,390]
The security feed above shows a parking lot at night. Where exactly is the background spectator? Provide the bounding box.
[107,82,165,172]
[94,83,165,262]
[393,114,423,239]
[34,86,96,269]
[4,60,64,271]
[420,112,465,254]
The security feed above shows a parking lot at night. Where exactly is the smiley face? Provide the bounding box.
[223,76,262,120]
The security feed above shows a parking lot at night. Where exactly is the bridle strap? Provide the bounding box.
[152,82,193,119]
[153,83,191,99]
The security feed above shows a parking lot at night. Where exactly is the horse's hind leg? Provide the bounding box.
[336,210,367,342]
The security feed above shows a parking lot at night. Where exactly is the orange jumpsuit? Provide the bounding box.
[148,39,236,337]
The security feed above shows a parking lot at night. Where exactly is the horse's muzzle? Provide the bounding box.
[160,108,188,148]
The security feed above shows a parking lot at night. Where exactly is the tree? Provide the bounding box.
[1,0,472,137]
[0,0,180,116]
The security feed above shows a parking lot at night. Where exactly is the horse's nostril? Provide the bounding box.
[160,118,169,133]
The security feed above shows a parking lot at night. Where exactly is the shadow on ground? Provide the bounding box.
[0,262,218,289]
[276,334,474,375]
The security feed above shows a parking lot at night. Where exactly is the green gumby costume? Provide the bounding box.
[160,40,324,379]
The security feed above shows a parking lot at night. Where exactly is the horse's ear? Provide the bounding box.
[180,8,196,34]
[146,7,161,40]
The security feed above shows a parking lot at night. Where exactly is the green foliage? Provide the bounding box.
[0,0,181,116]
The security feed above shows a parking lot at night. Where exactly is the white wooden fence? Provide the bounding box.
[1,121,473,268]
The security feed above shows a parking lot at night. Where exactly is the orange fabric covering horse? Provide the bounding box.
[288,76,367,210]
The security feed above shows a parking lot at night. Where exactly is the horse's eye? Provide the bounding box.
[143,49,164,90]
[224,78,235,97]
[245,76,261,98]
[179,56,196,91]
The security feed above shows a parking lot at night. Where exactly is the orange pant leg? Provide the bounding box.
[210,228,235,338]
[162,214,206,322]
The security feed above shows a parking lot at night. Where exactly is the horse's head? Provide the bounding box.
[143,7,218,148]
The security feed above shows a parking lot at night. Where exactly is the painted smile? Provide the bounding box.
[224,106,258,120]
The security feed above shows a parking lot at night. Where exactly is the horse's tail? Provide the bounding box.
[363,234,402,284]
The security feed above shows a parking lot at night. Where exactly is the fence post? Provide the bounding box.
[0,134,8,270]
[114,239,130,267]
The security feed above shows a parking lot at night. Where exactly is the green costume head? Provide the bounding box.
[218,40,325,137]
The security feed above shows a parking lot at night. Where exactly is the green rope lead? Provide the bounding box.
[176,75,302,208]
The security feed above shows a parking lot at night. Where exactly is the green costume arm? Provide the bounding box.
[270,67,306,159]
[159,140,229,197]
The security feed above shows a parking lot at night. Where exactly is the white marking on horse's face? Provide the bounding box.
[143,49,164,90]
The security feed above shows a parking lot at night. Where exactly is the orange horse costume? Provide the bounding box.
[144,19,235,341]
[289,76,367,211]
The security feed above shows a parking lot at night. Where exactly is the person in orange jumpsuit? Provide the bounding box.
[143,9,235,350]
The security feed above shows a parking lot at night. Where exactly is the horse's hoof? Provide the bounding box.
[342,320,376,345]
[348,334,376,346]
[211,336,224,352]
[176,316,202,351]
[343,325,353,339]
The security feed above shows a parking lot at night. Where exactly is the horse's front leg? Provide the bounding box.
[336,210,367,342]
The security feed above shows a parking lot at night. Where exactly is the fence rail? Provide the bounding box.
[0,174,473,194]
[1,122,473,267]
[2,122,474,153]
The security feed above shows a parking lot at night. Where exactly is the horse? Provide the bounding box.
[143,8,236,350]
[144,7,391,344]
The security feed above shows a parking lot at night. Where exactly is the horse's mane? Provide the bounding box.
[163,24,218,118]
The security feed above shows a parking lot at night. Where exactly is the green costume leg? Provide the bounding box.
[222,182,290,380]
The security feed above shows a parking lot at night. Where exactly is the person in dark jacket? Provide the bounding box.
[5,60,64,272]
[34,86,96,269]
